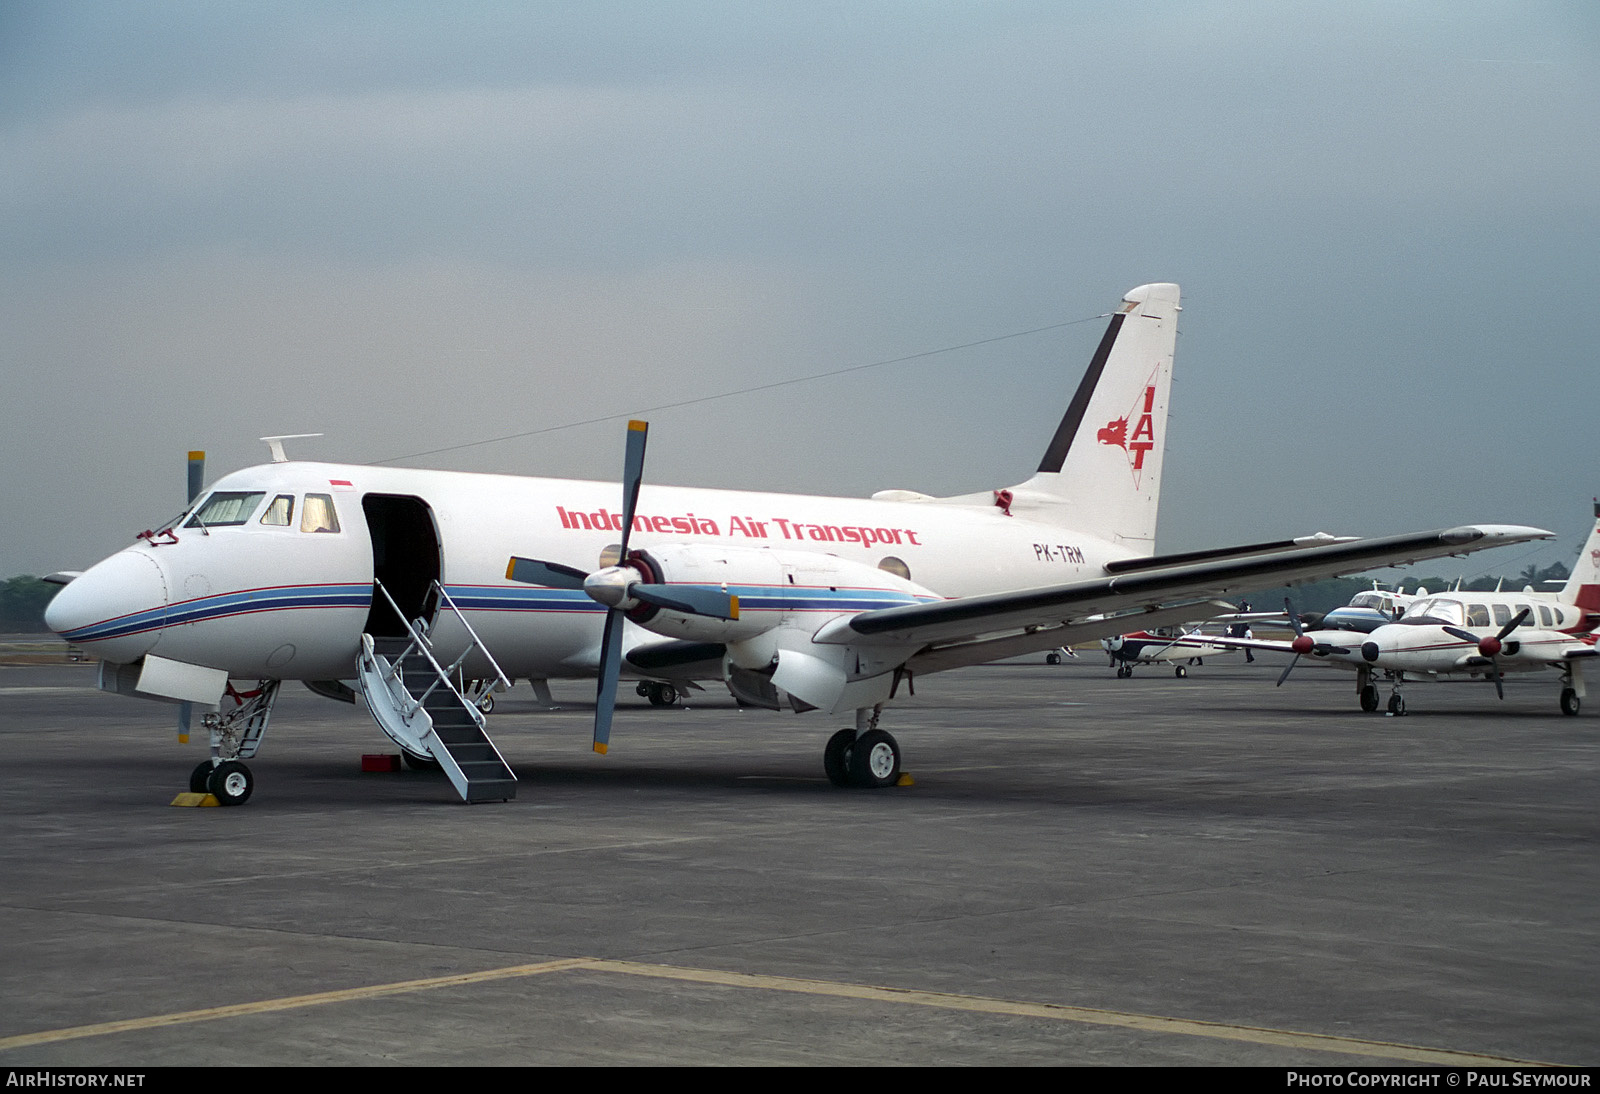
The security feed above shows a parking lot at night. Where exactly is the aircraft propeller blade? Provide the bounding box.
[630,583,739,620]
[591,420,649,754]
[1275,655,1300,688]
[592,608,625,753]
[505,557,589,589]
[1277,598,1312,687]
[187,450,206,505]
[617,419,648,559]
[179,449,205,746]
[1442,608,1530,700]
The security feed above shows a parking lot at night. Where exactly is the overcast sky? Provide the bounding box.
[3,1,1595,583]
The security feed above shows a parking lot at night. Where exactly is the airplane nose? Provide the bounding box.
[45,550,168,663]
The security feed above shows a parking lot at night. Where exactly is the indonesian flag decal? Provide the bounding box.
[329,479,355,491]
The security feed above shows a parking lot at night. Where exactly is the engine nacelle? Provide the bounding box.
[618,542,934,648]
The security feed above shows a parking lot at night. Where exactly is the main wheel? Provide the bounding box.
[1046,651,1062,665]
[1359,685,1380,713]
[189,760,214,794]
[207,760,254,806]
[477,693,495,715]
[823,728,856,788]
[1561,688,1580,717]
[1174,665,1187,678]
[647,683,679,708]
[1387,693,1406,716]
[847,729,901,788]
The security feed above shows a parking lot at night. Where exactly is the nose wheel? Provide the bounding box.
[206,760,254,806]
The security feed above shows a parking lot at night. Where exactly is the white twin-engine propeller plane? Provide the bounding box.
[1198,505,1600,716]
[45,283,1553,805]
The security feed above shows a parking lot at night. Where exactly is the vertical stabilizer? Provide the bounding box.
[1006,283,1180,552]
[1560,498,1600,615]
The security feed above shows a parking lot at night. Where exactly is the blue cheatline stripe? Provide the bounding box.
[61,583,373,643]
[63,580,944,644]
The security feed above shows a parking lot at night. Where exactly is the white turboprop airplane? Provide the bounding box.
[44,283,1554,805]
[1197,505,1600,715]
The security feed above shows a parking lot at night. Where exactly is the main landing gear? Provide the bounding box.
[823,706,902,789]
[636,680,680,707]
[1560,688,1580,717]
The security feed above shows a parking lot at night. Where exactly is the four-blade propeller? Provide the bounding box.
[505,420,738,754]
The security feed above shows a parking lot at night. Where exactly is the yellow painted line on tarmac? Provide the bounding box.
[0,957,1556,1066]
[0,958,597,1051]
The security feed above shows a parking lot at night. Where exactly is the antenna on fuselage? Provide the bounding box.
[260,434,324,463]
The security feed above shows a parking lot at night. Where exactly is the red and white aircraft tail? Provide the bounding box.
[1559,499,1600,622]
[995,282,1179,552]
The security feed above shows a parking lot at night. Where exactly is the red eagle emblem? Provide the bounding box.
[1098,376,1159,488]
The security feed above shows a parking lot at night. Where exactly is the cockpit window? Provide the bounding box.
[186,492,265,528]
[1409,598,1464,625]
[301,493,341,534]
[260,495,295,526]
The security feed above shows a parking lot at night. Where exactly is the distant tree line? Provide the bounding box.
[1,576,57,632]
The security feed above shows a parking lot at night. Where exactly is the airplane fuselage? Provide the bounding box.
[49,460,1136,685]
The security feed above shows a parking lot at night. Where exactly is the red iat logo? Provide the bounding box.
[1098,380,1158,487]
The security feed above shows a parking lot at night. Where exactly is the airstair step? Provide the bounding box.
[360,628,516,804]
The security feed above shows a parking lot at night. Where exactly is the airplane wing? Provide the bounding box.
[813,524,1549,672]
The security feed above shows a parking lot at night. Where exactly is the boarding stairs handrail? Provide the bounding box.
[429,580,514,696]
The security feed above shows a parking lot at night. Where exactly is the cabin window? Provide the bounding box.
[1492,604,1511,626]
[260,495,295,526]
[301,493,341,534]
[1466,604,1490,628]
[186,491,265,528]
[878,556,911,580]
[1539,605,1554,627]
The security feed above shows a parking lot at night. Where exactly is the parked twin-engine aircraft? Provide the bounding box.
[1198,505,1600,715]
[45,283,1554,805]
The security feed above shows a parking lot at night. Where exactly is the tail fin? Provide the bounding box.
[1006,282,1180,552]
[1560,498,1600,614]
